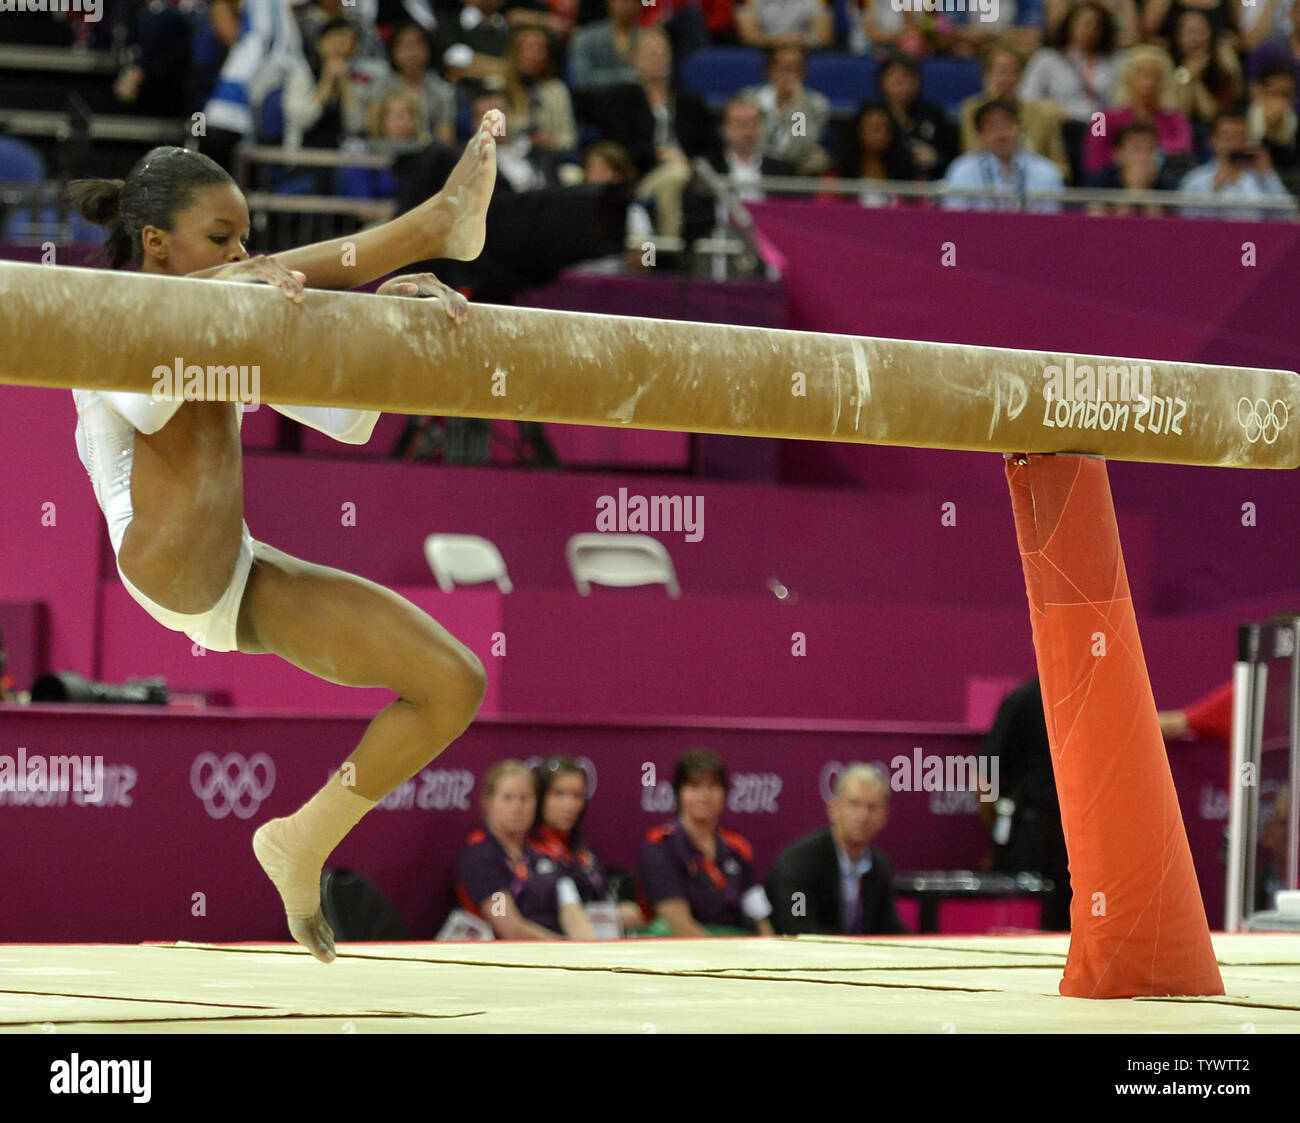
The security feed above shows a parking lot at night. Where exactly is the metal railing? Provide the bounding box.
[237,144,393,172]
[691,156,782,280]
[233,144,401,249]
[0,107,184,145]
[752,173,1300,219]
[0,44,117,73]
[0,179,85,244]
[1226,617,1300,932]
[232,145,765,266]
[17,140,1292,260]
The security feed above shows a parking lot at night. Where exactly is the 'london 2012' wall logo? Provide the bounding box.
[1237,398,1289,444]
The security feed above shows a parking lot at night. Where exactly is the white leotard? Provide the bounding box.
[72,389,380,557]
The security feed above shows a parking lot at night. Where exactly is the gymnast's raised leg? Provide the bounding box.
[240,546,486,963]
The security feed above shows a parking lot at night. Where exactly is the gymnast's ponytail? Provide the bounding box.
[66,146,236,271]
[65,178,132,269]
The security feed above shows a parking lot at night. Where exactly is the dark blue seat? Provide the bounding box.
[252,87,321,194]
[0,134,42,182]
[257,86,286,145]
[806,52,878,114]
[0,135,57,241]
[920,56,982,114]
[680,47,766,108]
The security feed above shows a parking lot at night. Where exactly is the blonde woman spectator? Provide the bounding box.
[1083,45,1193,177]
[338,90,427,198]
[372,89,431,146]
[960,39,1069,178]
[453,760,596,940]
[741,45,832,175]
[367,22,456,145]
[497,25,578,151]
[576,28,713,237]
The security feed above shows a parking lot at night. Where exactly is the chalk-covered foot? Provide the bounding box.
[438,109,501,261]
[253,818,336,964]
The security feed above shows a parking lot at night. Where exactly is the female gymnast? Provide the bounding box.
[68,111,505,963]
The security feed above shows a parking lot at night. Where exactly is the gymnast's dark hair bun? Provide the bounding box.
[66,177,132,269]
[66,177,124,225]
[65,146,235,271]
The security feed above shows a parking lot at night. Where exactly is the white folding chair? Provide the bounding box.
[424,534,513,593]
[565,533,681,598]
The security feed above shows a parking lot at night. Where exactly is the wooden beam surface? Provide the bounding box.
[2,262,1297,468]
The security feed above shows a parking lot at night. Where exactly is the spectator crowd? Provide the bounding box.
[446,749,911,940]
[83,0,1297,227]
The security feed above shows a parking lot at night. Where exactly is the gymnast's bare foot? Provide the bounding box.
[437,109,501,261]
[288,911,336,964]
[253,819,337,964]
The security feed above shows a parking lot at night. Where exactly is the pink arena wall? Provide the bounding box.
[747,203,1300,615]
[0,707,1242,942]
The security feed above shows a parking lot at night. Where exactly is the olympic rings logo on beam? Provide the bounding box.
[190,752,276,820]
[1237,398,1289,445]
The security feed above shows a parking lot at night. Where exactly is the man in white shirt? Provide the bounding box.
[718,95,768,202]
[686,95,798,244]
[943,97,1064,211]
[1179,111,1293,221]
[740,45,832,174]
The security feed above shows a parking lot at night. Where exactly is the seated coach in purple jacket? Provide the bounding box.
[764,763,908,936]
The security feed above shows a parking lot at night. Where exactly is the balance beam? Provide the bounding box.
[3,261,1296,468]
